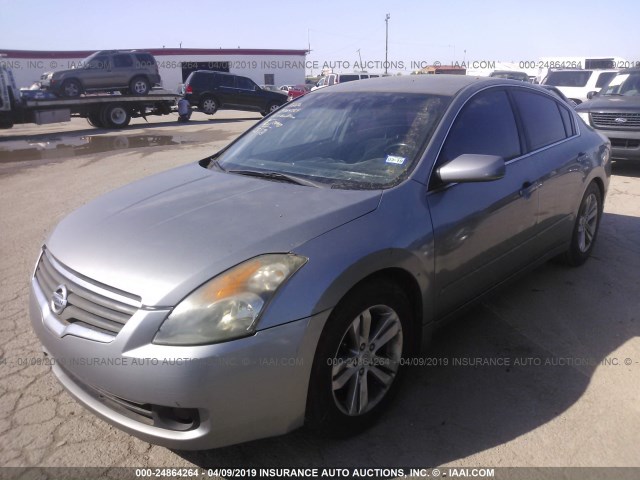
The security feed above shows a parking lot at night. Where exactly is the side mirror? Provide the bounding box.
[437,154,505,184]
[586,91,598,100]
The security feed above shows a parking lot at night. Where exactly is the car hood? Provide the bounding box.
[47,162,381,307]
[577,95,640,111]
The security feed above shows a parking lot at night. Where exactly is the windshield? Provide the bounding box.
[599,72,640,96]
[214,91,450,189]
[543,71,592,87]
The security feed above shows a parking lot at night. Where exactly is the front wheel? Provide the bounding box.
[261,102,281,117]
[306,279,412,436]
[60,79,82,97]
[563,182,602,266]
[129,77,150,95]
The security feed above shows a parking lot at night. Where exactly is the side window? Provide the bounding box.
[557,104,575,137]
[134,53,155,67]
[439,89,521,166]
[88,56,110,70]
[236,76,256,90]
[512,90,567,150]
[217,75,235,88]
[113,54,133,68]
[595,72,616,89]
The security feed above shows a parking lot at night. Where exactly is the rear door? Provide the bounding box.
[234,76,263,110]
[82,55,112,89]
[112,54,134,87]
[215,74,236,106]
[509,88,584,254]
[428,88,540,316]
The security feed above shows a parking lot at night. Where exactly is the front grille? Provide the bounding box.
[34,250,139,337]
[591,112,640,128]
[610,138,640,149]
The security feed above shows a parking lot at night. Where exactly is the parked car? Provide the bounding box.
[30,76,610,450]
[40,50,161,97]
[575,68,640,161]
[260,84,281,93]
[542,69,618,105]
[540,85,578,107]
[279,85,295,92]
[184,71,287,116]
[489,70,530,82]
[287,83,313,101]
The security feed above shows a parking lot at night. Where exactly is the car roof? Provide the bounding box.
[192,70,234,76]
[314,74,528,96]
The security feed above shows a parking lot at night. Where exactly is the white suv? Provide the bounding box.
[542,69,618,104]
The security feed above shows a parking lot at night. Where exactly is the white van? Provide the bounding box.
[311,73,379,91]
[542,69,618,104]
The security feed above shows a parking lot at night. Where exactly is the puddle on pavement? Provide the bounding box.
[0,130,234,176]
[0,134,196,163]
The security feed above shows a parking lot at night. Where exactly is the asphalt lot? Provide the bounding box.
[0,112,639,473]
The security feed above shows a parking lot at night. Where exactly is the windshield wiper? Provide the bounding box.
[228,169,321,188]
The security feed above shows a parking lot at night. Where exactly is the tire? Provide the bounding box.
[87,112,104,128]
[306,279,412,437]
[199,96,218,115]
[129,76,150,95]
[60,79,82,97]
[261,102,280,117]
[100,104,131,129]
[563,182,602,266]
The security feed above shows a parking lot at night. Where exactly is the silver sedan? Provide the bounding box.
[29,75,611,449]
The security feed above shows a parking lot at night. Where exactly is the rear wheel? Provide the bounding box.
[563,182,602,266]
[306,279,412,436]
[86,112,104,128]
[100,104,131,129]
[199,97,218,115]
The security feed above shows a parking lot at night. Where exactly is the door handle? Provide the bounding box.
[519,181,542,198]
[577,152,589,163]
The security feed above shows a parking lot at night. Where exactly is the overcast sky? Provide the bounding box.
[1,0,639,73]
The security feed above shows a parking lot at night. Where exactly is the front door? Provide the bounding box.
[428,88,541,316]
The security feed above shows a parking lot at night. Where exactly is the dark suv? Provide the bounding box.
[40,50,161,97]
[576,68,640,161]
[184,71,287,116]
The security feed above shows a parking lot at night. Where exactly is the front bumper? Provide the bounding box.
[29,273,329,450]
[590,128,640,160]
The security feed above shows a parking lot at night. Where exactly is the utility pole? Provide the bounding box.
[385,13,390,75]
[357,49,363,71]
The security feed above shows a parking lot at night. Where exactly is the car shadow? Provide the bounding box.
[176,211,639,468]
[612,161,640,178]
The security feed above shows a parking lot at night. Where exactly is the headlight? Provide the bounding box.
[577,111,590,125]
[153,254,307,346]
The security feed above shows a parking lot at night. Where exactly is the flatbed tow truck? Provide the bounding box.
[0,65,179,130]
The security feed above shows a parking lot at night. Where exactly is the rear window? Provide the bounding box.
[186,72,210,89]
[339,75,360,83]
[512,90,567,150]
[217,74,235,88]
[134,53,155,67]
[113,54,133,68]
[543,71,592,87]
